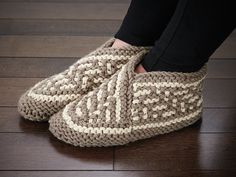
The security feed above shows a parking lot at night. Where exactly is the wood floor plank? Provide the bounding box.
[0,36,235,58]
[201,109,236,132]
[0,3,128,20]
[0,57,76,78]
[1,107,236,133]
[0,19,121,36]
[0,107,48,132]
[203,79,236,108]
[0,36,110,58]
[114,133,236,170]
[207,59,236,78]
[1,171,235,177]
[1,58,236,78]
[1,78,235,107]
[0,78,41,106]
[0,133,113,170]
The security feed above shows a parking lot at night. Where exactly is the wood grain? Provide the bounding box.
[0,133,113,170]
[0,36,110,57]
[203,79,236,108]
[0,19,122,36]
[0,3,129,20]
[114,132,236,170]
[0,78,41,106]
[201,109,236,133]
[207,59,236,78]
[0,57,76,78]
[0,107,48,132]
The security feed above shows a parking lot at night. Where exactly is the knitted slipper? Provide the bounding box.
[49,51,207,147]
[18,38,149,121]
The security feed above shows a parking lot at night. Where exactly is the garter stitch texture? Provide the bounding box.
[18,38,149,121]
[49,51,207,147]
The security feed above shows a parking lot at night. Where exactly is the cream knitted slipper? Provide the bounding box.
[18,38,149,121]
[49,51,207,147]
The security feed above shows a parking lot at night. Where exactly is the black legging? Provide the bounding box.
[115,0,236,72]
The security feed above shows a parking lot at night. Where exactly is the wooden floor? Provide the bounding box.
[0,0,236,177]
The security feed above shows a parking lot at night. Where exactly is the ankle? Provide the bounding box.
[141,56,204,73]
[135,64,147,73]
[111,39,132,49]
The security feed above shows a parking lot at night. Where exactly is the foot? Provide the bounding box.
[111,39,132,49]
[135,63,147,73]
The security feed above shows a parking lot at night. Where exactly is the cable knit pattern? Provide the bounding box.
[18,38,149,121]
[49,51,207,147]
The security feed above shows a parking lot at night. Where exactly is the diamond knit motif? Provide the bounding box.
[18,38,149,121]
[49,51,207,147]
